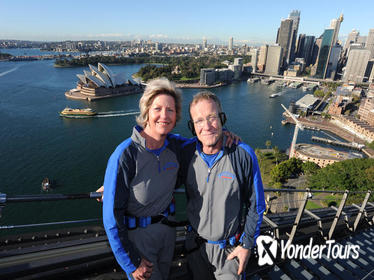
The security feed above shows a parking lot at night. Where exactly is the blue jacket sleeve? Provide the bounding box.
[102,139,141,274]
[239,144,266,249]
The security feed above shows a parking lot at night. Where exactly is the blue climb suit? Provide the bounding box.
[180,137,266,280]
[103,126,183,279]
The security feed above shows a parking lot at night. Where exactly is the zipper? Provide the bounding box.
[207,168,211,182]
[156,155,160,173]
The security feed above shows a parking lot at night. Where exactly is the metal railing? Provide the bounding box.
[1,188,373,245]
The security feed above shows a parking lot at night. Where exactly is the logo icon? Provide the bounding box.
[218,171,235,180]
[257,235,278,266]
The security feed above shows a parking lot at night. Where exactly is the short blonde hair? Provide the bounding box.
[136,78,182,127]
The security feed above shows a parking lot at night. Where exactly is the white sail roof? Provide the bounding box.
[79,63,127,88]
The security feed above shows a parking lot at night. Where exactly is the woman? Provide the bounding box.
[103,78,182,280]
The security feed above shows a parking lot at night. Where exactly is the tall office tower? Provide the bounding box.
[296,35,315,66]
[288,10,301,63]
[264,45,282,75]
[344,29,360,53]
[315,14,344,79]
[327,45,342,79]
[330,14,344,46]
[302,36,315,66]
[311,37,322,66]
[315,29,334,78]
[296,34,306,58]
[228,37,233,50]
[257,44,268,72]
[366,29,374,58]
[276,18,293,69]
[343,49,371,83]
[202,38,207,49]
[250,49,258,73]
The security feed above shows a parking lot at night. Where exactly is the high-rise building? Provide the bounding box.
[315,29,334,78]
[228,37,233,50]
[250,49,258,73]
[315,14,344,79]
[288,10,301,63]
[296,34,315,66]
[343,48,371,83]
[265,45,282,75]
[257,45,268,72]
[366,29,374,59]
[202,38,207,49]
[344,29,360,53]
[296,34,305,58]
[276,18,293,69]
[327,45,342,79]
[330,14,344,46]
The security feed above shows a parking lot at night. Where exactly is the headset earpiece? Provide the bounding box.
[219,112,227,125]
[188,120,196,136]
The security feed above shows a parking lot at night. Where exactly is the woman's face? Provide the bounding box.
[146,94,176,137]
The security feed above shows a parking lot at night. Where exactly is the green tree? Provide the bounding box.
[272,146,281,165]
[302,161,320,176]
[265,140,272,150]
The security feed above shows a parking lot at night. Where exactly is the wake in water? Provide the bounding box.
[61,110,139,119]
[0,66,19,77]
[95,111,139,118]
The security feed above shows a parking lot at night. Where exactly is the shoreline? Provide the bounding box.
[131,74,228,89]
[282,116,374,158]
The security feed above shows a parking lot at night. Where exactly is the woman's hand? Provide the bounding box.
[96,186,104,202]
[223,131,242,147]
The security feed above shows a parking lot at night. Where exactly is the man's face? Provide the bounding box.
[190,99,223,151]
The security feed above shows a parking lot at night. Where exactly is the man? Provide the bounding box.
[180,91,265,280]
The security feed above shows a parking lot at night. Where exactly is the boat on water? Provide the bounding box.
[41,177,52,191]
[269,93,280,98]
[247,77,260,83]
[60,107,97,117]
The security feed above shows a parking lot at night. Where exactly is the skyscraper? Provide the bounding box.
[343,49,371,83]
[276,18,293,69]
[229,37,233,50]
[296,34,315,66]
[265,45,282,75]
[315,29,335,78]
[315,14,343,79]
[288,10,301,63]
[344,29,360,53]
[330,14,344,46]
[250,49,258,73]
[366,29,374,59]
[202,38,207,49]
[257,45,268,72]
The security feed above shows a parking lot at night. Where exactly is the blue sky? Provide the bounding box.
[1,0,373,45]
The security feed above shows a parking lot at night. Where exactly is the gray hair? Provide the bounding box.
[189,91,223,117]
[136,78,182,127]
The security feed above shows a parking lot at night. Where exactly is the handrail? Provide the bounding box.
[0,188,370,204]
[0,192,102,203]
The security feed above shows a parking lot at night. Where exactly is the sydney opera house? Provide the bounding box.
[65,63,143,101]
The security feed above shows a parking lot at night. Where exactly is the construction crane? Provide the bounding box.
[281,104,304,158]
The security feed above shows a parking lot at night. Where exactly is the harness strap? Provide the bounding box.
[187,226,244,249]
[124,201,177,229]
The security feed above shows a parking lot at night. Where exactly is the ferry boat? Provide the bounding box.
[60,108,97,117]
[269,93,280,98]
[247,77,260,83]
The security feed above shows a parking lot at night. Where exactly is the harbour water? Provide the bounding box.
[0,49,351,232]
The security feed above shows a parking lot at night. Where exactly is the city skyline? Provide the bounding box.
[1,0,374,45]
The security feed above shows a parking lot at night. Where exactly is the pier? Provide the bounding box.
[311,136,364,151]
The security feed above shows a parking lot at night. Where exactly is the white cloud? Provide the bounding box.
[149,34,169,39]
